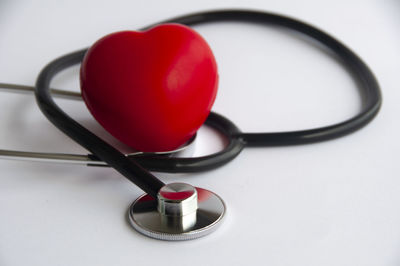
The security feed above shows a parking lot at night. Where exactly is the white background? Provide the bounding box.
[0,0,399,265]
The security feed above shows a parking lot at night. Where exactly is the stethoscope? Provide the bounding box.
[0,10,381,241]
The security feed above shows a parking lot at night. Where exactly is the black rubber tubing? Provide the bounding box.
[158,10,382,146]
[34,10,382,195]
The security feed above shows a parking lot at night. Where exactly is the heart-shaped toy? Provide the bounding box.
[80,24,218,152]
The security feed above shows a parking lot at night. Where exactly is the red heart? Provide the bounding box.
[80,24,218,152]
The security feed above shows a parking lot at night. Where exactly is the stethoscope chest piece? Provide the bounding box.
[128,183,226,240]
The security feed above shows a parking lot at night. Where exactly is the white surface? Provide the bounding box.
[0,0,399,265]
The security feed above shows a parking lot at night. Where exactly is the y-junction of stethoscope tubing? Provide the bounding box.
[0,83,234,169]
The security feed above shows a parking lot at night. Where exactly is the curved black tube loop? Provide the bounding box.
[35,10,382,195]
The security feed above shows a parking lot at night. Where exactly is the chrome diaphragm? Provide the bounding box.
[128,182,226,241]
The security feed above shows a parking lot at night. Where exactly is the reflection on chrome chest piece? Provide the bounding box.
[128,183,226,240]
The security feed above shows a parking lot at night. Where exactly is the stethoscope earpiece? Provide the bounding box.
[128,183,225,240]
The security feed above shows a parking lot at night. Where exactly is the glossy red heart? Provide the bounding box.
[80,24,218,152]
